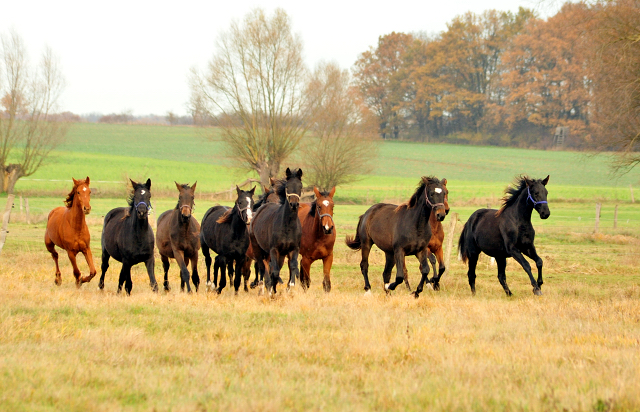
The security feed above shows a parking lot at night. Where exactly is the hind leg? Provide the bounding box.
[360,243,373,292]
[117,263,131,294]
[242,258,251,292]
[467,254,479,295]
[226,260,234,288]
[215,256,227,294]
[300,256,312,291]
[202,244,213,291]
[496,256,512,296]
[413,250,432,298]
[387,249,407,291]
[321,254,333,293]
[233,257,244,295]
[161,255,171,291]
[98,248,110,290]
[45,233,62,285]
[190,254,200,292]
[431,248,445,291]
[145,255,158,292]
[213,255,222,290]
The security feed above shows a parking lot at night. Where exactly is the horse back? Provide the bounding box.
[469,208,511,257]
[45,206,89,251]
[361,203,400,253]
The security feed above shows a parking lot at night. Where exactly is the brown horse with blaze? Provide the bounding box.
[44,177,97,287]
[298,186,336,292]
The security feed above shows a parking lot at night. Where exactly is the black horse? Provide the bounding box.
[458,175,550,296]
[156,182,200,293]
[346,176,447,298]
[200,186,255,294]
[249,168,303,296]
[99,179,158,294]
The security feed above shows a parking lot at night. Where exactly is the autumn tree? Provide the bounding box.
[189,8,318,187]
[302,62,378,189]
[0,30,67,194]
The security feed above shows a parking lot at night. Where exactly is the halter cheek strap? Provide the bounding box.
[527,186,548,206]
[236,202,252,223]
[424,187,445,209]
[285,190,300,203]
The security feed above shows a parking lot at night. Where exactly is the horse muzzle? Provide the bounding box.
[137,206,149,219]
[180,205,192,218]
[83,206,91,215]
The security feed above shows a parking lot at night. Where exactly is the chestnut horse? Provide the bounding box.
[156,182,200,293]
[44,177,97,287]
[298,186,336,292]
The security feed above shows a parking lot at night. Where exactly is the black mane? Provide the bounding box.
[396,176,440,211]
[254,186,276,210]
[496,175,530,216]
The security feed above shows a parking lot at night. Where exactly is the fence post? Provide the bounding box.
[613,204,618,229]
[443,212,459,274]
[594,203,602,233]
[631,184,635,203]
[0,194,15,258]
[25,198,30,224]
[19,195,23,211]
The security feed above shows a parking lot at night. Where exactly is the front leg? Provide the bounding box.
[190,253,200,292]
[507,245,541,296]
[173,248,191,293]
[233,257,244,295]
[145,256,158,292]
[80,247,97,284]
[161,255,171,291]
[386,248,406,291]
[523,246,544,289]
[431,247,445,291]
[268,249,281,296]
[300,256,312,291]
[321,254,333,293]
[66,250,82,288]
[413,250,431,298]
[287,249,300,290]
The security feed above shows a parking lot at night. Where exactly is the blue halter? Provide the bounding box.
[527,186,547,206]
[135,201,149,210]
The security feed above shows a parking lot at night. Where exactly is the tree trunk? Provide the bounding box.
[256,160,281,192]
[2,164,22,195]
[0,194,15,258]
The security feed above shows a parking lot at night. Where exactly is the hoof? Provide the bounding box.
[289,281,295,287]
[506,290,513,297]
[55,277,62,286]
[151,283,159,293]
[533,288,542,296]
[412,291,420,299]
[426,282,433,290]
[384,283,390,291]
[433,283,440,291]
[364,290,372,297]
[98,281,104,290]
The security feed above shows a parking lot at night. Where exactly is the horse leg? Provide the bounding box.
[66,250,82,288]
[300,256,312,291]
[403,260,411,291]
[249,259,260,289]
[125,264,134,295]
[242,258,251,292]
[254,259,266,296]
[268,249,280,296]
[381,252,395,294]
[99,248,110,290]
[213,255,222,290]
[202,244,213,291]
[117,263,131,294]
[161,254,171,291]
[215,256,227,294]
[145,256,158,293]
[431,247,445,291]
[190,253,200,292]
[467,253,479,295]
[413,250,431,298]
[387,249,407,291]
[80,247,97,284]
[45,233,62,285]
[233,257,244,295]
[322,254,333,293]
[360,243,373,293]
[227,260,234,289]
[496,256,512,296]
[506,246,541,296]
[523,246,544,289]
[287,250,300,290]
[173,249,191,293]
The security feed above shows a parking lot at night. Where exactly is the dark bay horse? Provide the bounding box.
[298,186,336,292]
[99,179,158,294]
[156,182,200,293]
[246,183,281,289]
[200,186,255,294]
[346,177,447,298]
[403,178,450,291]
[458,175,550,296]
[44,177,97,287]
[249,168,303,296]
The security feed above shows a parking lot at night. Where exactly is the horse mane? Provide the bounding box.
[216,206,234,224]
[272,177,288,204]
[495,175,529,217]
[254,187,275,210]
[394,176,440,213]
[308,190,331,217]
[64,184,78,208]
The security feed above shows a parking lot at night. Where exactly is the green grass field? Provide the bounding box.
[1,123,640,411]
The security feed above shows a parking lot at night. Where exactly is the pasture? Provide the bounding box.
[1,123,639,411]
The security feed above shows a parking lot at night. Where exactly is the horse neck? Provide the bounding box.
[67,195,86,229]
[230,205,248,235]
[514,189,534,222]
[129,209,150,232]
[173,208,191,232]
[408,195,431,229]
[279,201,298,226]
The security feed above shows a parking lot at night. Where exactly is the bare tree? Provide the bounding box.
[0,30,67,194]
[189,8,318,187]
[302,62,378,189]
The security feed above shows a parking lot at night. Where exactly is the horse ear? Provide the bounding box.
[72,177,79,185]
[329,186,336,198]
[175,181,182,191]
[542,175,550,186]
[262,184,269,194]
[129,178,137,188]
[85,176,90,186]
[285,168,292,179]
[145,178,151,188]
[269,177,276,187]
[441,178,447,186]
[249,186,256,195]
[313,186,321,199]
[191,181,197,193]
[296,168,303,179]
[524,176,532,187]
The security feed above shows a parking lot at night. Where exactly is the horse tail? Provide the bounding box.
[345,215,364,251]
[458,212,479,264]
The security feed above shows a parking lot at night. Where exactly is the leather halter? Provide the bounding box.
[285,190,300,203]
[424,186,445,209]
[527,186,548,206]
[236,202,252,223]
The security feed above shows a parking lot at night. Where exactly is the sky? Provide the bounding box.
[1,0,563,116]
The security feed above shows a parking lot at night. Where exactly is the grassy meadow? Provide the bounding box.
[1,123,640,411]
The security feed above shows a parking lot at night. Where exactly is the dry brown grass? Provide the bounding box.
[1,206,639,411]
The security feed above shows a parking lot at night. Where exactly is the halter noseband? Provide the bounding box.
[285,190,300,203]
[424,186,445,210]
[527,186,548,206]
[135,201,149,210]
[236,202,252,223]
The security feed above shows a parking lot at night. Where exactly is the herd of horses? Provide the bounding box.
[43,170,551,297]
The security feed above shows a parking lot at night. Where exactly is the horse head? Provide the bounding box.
[284,167,303,211]
[175,181,196,221]
[314,186,335,235]
[525,175,550,219]
[424,178,447,222]
[71,176,92,215]
[235,185,256,224]
[130,178,152,220]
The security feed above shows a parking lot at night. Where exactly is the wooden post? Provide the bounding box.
[443,212,459,274]
[25,198,30,224]
[19,195,23,211]
[594,203,601,233]
[0,194,15,258]
[613,204,618,229]
[631,184,635,203]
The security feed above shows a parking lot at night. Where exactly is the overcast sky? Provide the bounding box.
[1,0,562,116]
